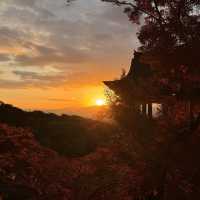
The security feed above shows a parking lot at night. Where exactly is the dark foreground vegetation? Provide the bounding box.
[1,0,200,199]
[0,105,200,199]
[0,102,115,157]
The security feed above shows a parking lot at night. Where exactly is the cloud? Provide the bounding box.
[13,43,90,67]
[0,53,11,62]
[12,0,36,7]
[0,26,26,47]
[0,0,139,89]
[46,98,74,102]
[0,69,67,89]
[13,70,66,85]
[4,68,111,90]
[0,79,27,89]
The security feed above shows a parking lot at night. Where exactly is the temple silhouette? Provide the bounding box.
[104,50,200,120]
[104,51,159,118]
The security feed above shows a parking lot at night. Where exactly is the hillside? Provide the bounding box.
[1,119,200,199]
[0,102,116,157]
[0,123,73,199]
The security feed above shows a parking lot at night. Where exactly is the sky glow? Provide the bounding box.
[0,0,139,117]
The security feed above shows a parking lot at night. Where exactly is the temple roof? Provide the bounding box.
[103,51,157,102]
[103,51,200,102]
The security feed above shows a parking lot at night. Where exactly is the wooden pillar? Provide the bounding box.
[190,101,194,120]
[138,104,142,114]
[136,103,141,113]
[162,103,167,116]
[148,103,153,119]
[142,103,147,116]
[187,101,194,120]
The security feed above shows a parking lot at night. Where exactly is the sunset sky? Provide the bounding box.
[0,0,139,117]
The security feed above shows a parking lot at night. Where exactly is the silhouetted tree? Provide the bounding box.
[102,1,200,199]
[102,0,200,52]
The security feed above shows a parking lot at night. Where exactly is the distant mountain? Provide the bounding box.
[0,102,116,157]
[45,105,108,119]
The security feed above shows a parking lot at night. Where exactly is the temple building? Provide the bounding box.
[104,50,200,120]
[104,51,161,118]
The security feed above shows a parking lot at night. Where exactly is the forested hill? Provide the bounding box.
[0,102,116,157]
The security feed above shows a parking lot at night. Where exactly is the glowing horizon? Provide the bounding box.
[95,98,106,106]
[0,0,139,117]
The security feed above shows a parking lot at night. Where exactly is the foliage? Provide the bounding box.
[102,0,200,52]
[1,113,200,199]
[0,123,73,199]
[0,102,116,157]
[103,19,200,198]
[0,1,200,199]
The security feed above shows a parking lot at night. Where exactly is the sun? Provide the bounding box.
[95,98,106,106]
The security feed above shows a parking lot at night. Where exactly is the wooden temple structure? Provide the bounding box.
[103,50,200,119]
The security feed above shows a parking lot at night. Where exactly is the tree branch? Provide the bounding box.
[102,0,160,22]
[153,0,165,24]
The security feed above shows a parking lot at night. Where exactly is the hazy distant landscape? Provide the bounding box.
[0,0,200,199]
[0,102,115,156]
[45,105,108,119]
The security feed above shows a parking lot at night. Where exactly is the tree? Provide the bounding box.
[102,0,200,52]
[102,1,200,199]
[102,0,200,121]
